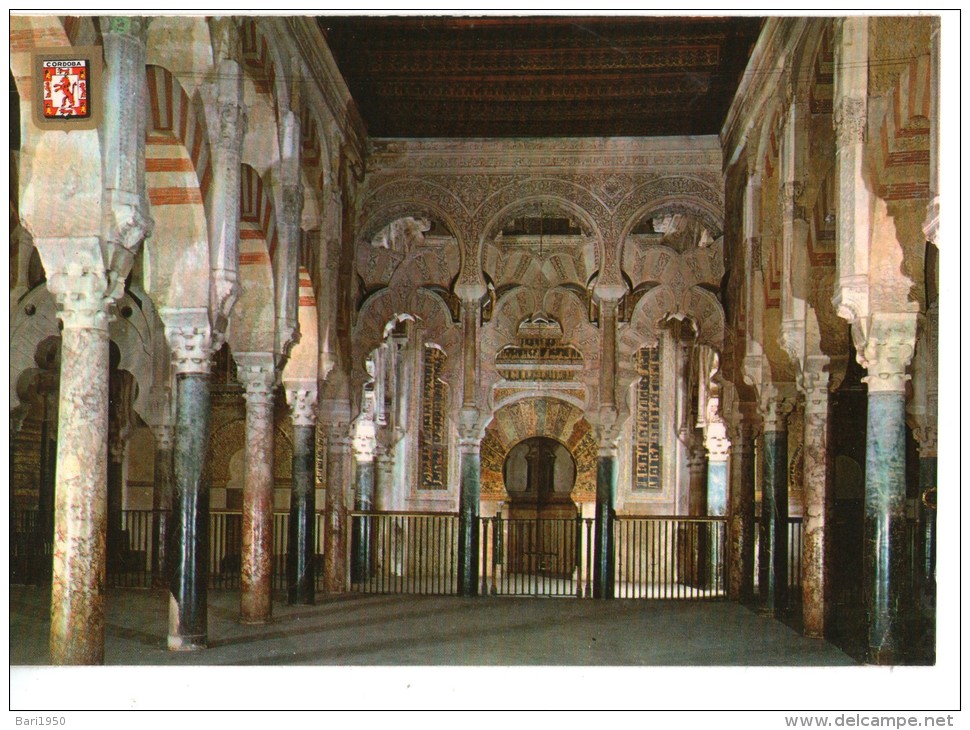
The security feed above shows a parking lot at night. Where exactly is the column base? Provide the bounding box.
[239,616,271,626]
[867,645,900,665]
[167,635,207,652]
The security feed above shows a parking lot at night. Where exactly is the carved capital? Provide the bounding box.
[153,424,176,453]
[798,366,831,416]
[162,308,213,376]
[859,313,918,393]
[101,16,151,41]
[44,246,113,332]
[834,97,867,147]
[235,352,277,409]
[759,383,796,433]
[285,386,318,427]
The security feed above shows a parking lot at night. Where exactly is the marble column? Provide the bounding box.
[236,356,276,624]
[323,428,351,593]
[759,388,793,617]
[151,424,175,588]
[47,273,112,665]
[456,289,484,597]
[457,432,481,597]
[687,446,708,516]
[35,375,58,567]
[106,434,126,572]
[165,316,213,651]
[859,315,917,664]
[286,387,317,605]
[800,367,832,638]
[914,427,937,600]
[593,443,617,599]
[728,408,759,603]
[351,451,375,583]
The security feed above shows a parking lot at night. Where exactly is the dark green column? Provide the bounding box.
[863,390,908,664]
[758,392,791,617]
[351,456,374,583]
[168,371,211,651]
[457,439,480,597]
[288,422,316,605]
[593,448,616,599]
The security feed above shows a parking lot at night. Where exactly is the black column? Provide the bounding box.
[759,429,789,616]
[168,373,210,651]
[288,424,316,605]
[351,458,374,583]
[457,444,480,596]
[593,452,616,599]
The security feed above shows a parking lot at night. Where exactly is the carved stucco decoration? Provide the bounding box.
[479,397,598,504]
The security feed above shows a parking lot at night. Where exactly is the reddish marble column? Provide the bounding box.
[800,368,832,638]
[324,428,352,593]
[236,357,276,624]
[48,286,111,665]
[727,405,759,603]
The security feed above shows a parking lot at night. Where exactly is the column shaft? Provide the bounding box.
[593,452,617,599]
[323,434,351,593]
[106,455,124,571]
[151,434,174,588]
[288,424,316,605]
[759,429,789,615]
[168,374,210,651]
[240,393,274,624]
[457,444,481,596]
[729,430,756,602]
[864,391,908,663]
[351,458,374,583]
[802,387,832,638]
[49,324,109,665]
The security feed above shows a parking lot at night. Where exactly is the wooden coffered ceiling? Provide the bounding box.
[317,15,764,138]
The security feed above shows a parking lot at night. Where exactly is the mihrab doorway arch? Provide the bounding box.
[502,436,578,578]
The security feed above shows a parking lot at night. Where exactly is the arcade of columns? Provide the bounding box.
[10,16,938,666]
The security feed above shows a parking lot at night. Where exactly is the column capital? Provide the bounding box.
[759,383,796,433]
[285,385,318,427]
[162,308,214,376]
[859,313,918,393]
[153,424,176,452]
[798,364,831,416]
[100,15,152,40]
[42,243,114,332]
[235,352,277,408]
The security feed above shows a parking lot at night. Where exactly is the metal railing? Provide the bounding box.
[614,516,728,599]
[347,511,460,595]
[480,515,593,597]
[752,516,804,604]
[10,510,326,590]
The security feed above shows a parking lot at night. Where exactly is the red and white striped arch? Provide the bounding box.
[143,65,211,308]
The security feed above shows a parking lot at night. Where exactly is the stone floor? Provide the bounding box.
[10,584,855,666]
